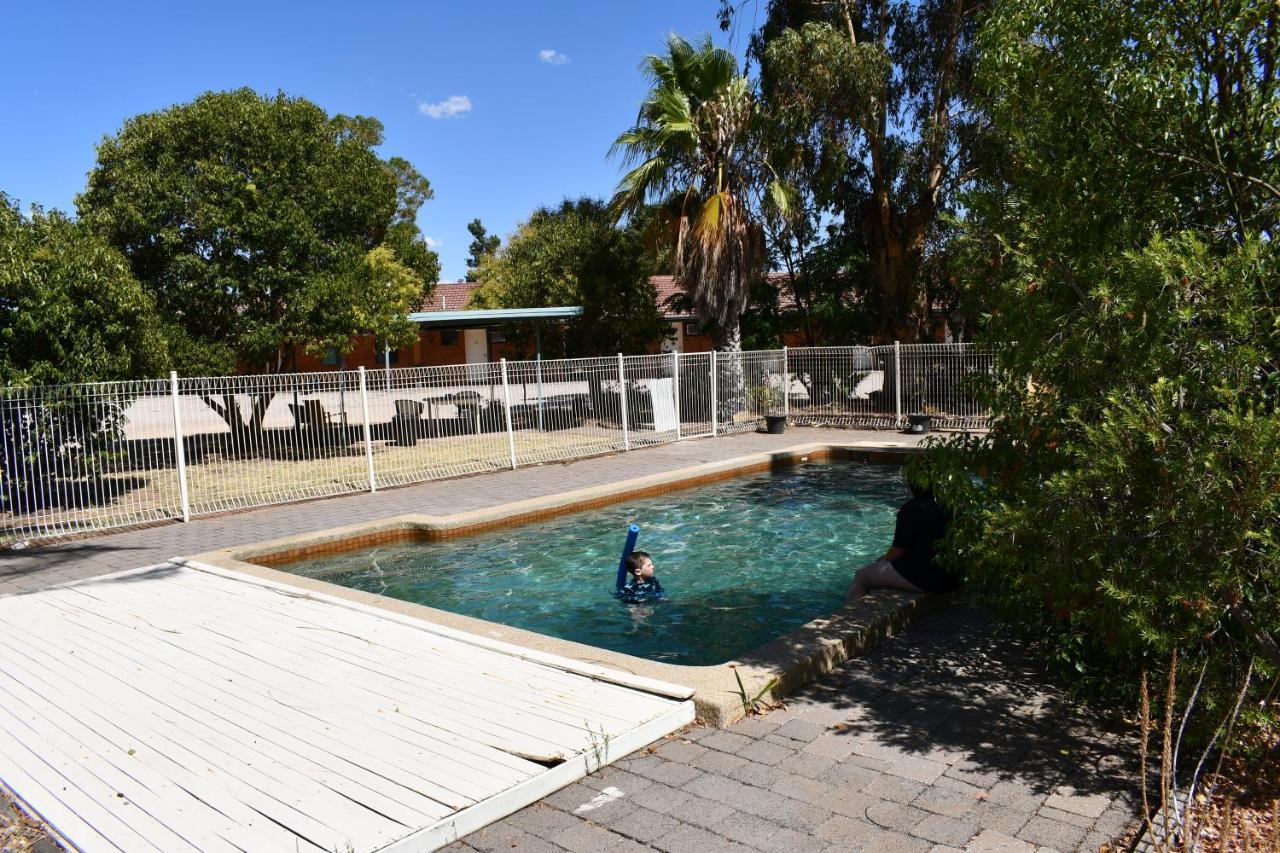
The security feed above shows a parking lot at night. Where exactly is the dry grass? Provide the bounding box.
[1,424,686,544]
[0,790,57,851]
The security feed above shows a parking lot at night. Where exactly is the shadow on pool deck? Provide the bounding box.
[456,604,1140,853]
[792,603,1137,798]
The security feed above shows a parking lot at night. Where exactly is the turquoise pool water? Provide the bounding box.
[284,461,906,665]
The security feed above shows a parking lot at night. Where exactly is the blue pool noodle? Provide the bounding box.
[615,524,641,591]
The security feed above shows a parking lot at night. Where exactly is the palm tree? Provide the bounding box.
[610,34,779,353]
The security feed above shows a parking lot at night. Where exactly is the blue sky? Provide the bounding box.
[2,1,755,280]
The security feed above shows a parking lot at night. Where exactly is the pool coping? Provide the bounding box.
[187,437,939,727]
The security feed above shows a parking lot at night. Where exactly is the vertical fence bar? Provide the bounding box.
[782,346,789,421]
[671,350,682,441]
[500,358,517,469]
[168,371,191,522]
[710,350,719,436]
[893,341,903,427]
[357,367,377,493]
[535,354,544,432]
[617,353,631,451]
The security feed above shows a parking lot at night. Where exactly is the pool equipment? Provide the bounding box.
[614,524,641,592]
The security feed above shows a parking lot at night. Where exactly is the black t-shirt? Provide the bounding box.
[889,495,958,594]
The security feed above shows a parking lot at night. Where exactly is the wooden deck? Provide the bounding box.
[0,562,694,851]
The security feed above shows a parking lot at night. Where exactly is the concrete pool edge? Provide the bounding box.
[187,438,935,727]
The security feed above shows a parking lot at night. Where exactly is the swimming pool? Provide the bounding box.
[280,460,906,665]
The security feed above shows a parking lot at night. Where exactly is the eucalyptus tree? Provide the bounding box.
[610,34,784,353]
[731,0,984,341]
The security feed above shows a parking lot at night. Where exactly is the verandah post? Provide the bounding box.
[357,366,377,492]
[168,371,190,522]
[500,358,517,469]
[617,353,630,451]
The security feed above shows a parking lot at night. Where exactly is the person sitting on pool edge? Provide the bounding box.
[847,477,958,600]
[619,550,663,602]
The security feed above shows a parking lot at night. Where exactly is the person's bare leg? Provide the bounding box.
[847,559,925,602]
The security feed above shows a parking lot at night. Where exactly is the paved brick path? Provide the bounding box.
[0,428,911,594]
[449,606,1139,853]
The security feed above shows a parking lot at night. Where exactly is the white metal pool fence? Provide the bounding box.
[0,343,991,545]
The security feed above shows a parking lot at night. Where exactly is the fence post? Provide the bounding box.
[782,346,789,421]
[671,350,682,441]
[893,341,903,427]
[357,367,377,493]
[500,358,518,469]
[617,353,631,451]
[710,350,719,436]
[168,371,190,523]
[535,354,544,432]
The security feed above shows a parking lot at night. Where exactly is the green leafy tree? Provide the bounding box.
[78,88,439,381]
[921,0,1279,716]
[465,218,500,280]
[0,196,170,515]
[0,197,167,385]
[736,0,983,341]
[610,34,782,353]
[470,198,667,356]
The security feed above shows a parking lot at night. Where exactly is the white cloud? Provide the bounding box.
[424,236,441,248]
[418,95,472,119]
[538,49,570,65]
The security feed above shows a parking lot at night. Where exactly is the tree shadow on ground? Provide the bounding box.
[0,541,156,578]
[786,602,1138,799]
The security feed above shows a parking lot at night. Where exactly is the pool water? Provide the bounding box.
[284,461,906,665]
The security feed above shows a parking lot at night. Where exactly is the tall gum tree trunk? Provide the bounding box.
[862,202,926,342]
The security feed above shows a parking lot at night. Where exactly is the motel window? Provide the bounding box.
[685,322,704,337]
[440,329,460,345]
[488,326,506,343]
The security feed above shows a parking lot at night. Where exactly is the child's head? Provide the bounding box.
[627,550,655,582]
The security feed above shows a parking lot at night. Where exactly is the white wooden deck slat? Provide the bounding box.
[0,608,399,851]
[135,574,657,750]
[156,568,669,714]
[0,735,124,853]
[157,570,674,728]
[78,577,589,760]
[162,569,667,703]
[43,587,540,796]
[13,595,490,818]
[179,559,695,701]
[0,672,235,853]
[0,635,366,852]
[0,708,167,853]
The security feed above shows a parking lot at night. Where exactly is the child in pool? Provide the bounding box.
[620,550,663,601]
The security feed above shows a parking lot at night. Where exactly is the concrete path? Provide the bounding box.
[0,428,919,595]
[450,606,1139,853]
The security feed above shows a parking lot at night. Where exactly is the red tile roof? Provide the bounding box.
[414,281,482,312]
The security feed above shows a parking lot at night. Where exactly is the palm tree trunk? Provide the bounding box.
[712,320,744,428]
